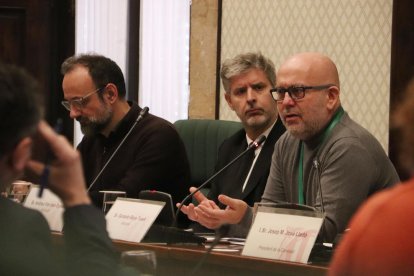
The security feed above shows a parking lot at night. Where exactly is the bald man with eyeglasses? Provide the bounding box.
[178,52,399,242]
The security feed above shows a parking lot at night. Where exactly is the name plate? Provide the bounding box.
[242,207,324,264]
[23,185,64,232]
[106,198,164,243]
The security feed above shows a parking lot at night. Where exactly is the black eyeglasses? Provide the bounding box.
[270,84,334,101]
[61,86,105,112]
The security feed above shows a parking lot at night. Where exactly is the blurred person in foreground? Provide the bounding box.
[329,77,414,275]
[179,52,399,242]
[0,62,133,276]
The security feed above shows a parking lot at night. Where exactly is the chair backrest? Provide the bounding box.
[174,119,243,187]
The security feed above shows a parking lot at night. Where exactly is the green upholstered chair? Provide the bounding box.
[173,119,243,192]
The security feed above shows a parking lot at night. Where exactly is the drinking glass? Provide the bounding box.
[121,250,157,275]
[10,180,31,203]
[99,190,126,213]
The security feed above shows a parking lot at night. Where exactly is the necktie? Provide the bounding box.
[238,145,256,192]
[218,145,256,208]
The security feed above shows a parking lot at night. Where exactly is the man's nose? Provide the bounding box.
[246,88,257,102]
[69,108,81,119]
[281,92,295,106]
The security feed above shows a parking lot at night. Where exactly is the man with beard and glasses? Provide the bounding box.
[179,53,285,233]
[178,52,399,242]
[60,54,191,214]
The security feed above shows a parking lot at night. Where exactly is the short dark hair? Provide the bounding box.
[61,54,126,99]
[0,63,42,157]
[220,52,276,93]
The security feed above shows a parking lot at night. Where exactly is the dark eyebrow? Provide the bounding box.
[276,83,304,88]
[232,86,247,92]
[251,82,266,88]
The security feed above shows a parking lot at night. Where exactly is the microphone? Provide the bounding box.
[312,158,325,214]
[174,134,267,227]
[313,157,328,245]
[87,106,150,192]
[136,106,149,122]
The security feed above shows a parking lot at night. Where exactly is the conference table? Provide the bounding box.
[52,232,330,276]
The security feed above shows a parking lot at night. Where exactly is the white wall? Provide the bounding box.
[220,0,393,151]
[75,0,128,146]
[74,0,190,145]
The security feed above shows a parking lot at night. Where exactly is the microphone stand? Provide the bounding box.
[313,158,325,214]
[173,134,267,227]
[145,135,265,245]
[312,157,328,248]
[189,224,230,275]
[87,106,149,192]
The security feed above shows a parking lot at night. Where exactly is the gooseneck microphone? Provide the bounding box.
[313,158,325,214]
[173,134,267,227]
[312,157,328,245]
[87,106,149,192]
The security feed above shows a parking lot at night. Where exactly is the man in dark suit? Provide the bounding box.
[0,63,133,275]
[181,53,284,232]
[210,122,285,207]
[207,52,285,207]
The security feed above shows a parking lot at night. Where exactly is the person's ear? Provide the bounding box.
[326,86,340,111]
[225,92,235,110]
[10,137,33,172]
[104,83,119,104]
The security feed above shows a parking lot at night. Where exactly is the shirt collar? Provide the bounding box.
[105,101,138,145]
[245,119,277,147]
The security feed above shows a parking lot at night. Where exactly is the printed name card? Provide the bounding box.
[242,207,324,264]
[24,185,64,232]
[106,198,164,243]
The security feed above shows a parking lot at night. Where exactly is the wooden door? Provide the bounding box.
[0,0,75,182]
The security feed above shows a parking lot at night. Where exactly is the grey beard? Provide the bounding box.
[80,121,107,136]
[79,111,113,136]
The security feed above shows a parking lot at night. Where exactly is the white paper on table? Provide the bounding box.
[24,185,64,232]
[105,197,164,243]
[242,207,324,264]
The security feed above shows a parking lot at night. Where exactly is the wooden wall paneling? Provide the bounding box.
[389,0,414,180]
